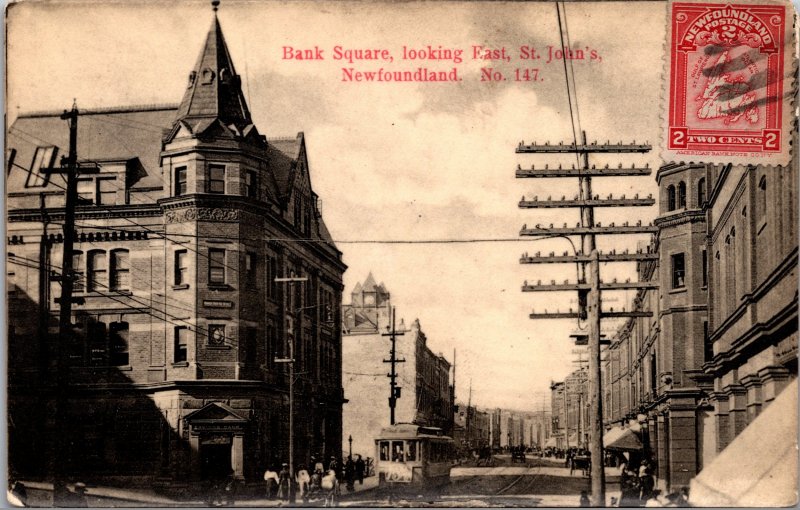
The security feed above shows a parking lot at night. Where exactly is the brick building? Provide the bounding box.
[601,162,797,492]
[341,274,453,458]
[6,11,346,485]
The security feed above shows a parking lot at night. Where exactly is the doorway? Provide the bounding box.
[200,436,232,480]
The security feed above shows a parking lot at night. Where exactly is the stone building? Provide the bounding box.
[6,10,346,485]
[601,162,797,492]
[453,403,490,450]
[341,274,453,458]
[550,381,566,448]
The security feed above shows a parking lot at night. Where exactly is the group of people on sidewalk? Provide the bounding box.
[263,454,370,502]
[614,458,690,508]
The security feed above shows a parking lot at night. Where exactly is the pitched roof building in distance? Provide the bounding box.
[342,272,393,333]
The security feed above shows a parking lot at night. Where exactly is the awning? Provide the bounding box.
[603,426,643,451]
[544,437,559,448]
[690,379,797,507]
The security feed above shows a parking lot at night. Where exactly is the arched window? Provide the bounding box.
[678,181,687,209]
[667,185,676,211]
[87,250,106,292]
[698,177,706,207]
[110,249,130,291]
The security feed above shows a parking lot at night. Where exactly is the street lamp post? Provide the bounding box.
[275,273,308,504]
[348,435,353,459]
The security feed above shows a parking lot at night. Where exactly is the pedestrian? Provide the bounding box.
[620,469,640,507]
[278,462,291,501]
[344,456,355,492]
[263,467,279,499]
[328,456,340,481]
[355,454,365,485]
[223,469,236,507]
[579,490,591,507]
[639,467,656,504]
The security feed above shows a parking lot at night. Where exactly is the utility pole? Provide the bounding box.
[275,272,308,504]
[515,131,656,506]
[51,102,79,506]
[382,307,405,425]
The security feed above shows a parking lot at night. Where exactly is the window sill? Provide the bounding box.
[172,284,190,290]
[172,361,189,368]
[669,287,687,295]
[206,345,231,350]
[207,284,233,291]
[110,365,132,371]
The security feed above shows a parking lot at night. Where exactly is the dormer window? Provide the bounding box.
[76,176,117,205]
[208,164,225,194]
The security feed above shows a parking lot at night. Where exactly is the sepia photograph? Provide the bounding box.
[4,0,798,507]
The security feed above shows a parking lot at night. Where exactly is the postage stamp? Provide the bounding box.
[663,1,795,165]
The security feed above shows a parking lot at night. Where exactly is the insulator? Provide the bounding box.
[517,164,521,170]
[613,278,618,283]
[551,280,556,285]
[547,195,551,200]
[550,251,555,256]
[535,251,540,257]
[563,223,567,228]
[545,164,549,169]
[537,279,541,285]
[558,164,562,169]
[549,223,553,228]
[561,195,565,200]
[621,194,626,199]
[524,280,528,286]
[563,251,568,256]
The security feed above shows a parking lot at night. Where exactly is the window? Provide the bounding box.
[208,324,226,346]
[175,166,187,196]
[208,164,225,194]
[701,249,708,287]
[379,441,390,461]
[109,321,129,366]
[88,320,107,365]
[174,250,188,286]
[698,177,706,207]
[25,146,57,188]
[77,176,117,205]
[267,256,278,299]
[671,253,686,289]
[407,441,418,462]
[667,185,676,211]
[757,174,767,227]
[208,249,225,285]
[246,327,258,365]
[72,251,85,293]
[87,250,107,291]
[245,170,257,198]
[97,178,116,205]
[110,249,130,291]
[246,252,256,280]
[677,181,686,209]
[174,326,189,363]
[77,178,95,205]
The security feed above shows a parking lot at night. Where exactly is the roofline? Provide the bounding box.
[17,103,179,119]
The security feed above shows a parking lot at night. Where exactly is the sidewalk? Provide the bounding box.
[20,475,381,508]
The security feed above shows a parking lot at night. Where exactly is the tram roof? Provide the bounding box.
[376,423,453,440]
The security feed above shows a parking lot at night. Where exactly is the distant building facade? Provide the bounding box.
[7,12,346,485]
[453,403,490,450]
[341,274,453,458]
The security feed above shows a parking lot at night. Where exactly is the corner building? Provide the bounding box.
[6,13,346,485]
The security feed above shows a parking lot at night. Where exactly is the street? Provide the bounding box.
[16,455,623,508]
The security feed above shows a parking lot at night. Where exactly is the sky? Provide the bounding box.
[6,0,668,411]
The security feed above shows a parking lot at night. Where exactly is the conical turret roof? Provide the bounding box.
[174,15,252,130]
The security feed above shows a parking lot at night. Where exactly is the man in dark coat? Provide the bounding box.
[354,455,365,485]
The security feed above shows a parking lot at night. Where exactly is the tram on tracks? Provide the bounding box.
[375,423,455,488]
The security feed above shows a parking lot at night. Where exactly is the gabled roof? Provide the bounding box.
[174,15,251,131]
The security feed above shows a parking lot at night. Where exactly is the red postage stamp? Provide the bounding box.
[664,1,793,164]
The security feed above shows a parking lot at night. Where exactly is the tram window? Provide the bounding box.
[379,441,390,461]
[392,441,405,462]
[407,441,417,461]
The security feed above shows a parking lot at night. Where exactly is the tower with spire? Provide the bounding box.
[5,1,346,488]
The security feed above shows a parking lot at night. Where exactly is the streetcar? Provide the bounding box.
[375,423,455,487]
